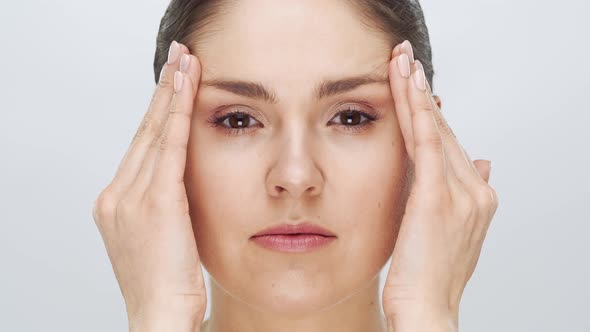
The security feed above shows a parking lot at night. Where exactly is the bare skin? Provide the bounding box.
[92,1,498,331]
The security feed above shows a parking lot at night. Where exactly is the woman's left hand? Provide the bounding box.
[381,41,499,332]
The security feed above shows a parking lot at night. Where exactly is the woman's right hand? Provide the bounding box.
[91,41,206,331]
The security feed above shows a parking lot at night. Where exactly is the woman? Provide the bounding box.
[92,0,499,331]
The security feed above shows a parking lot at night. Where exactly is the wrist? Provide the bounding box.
[387,304,458,332]
[127,302,204,332]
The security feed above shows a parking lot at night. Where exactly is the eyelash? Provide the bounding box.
[207,105,382,137]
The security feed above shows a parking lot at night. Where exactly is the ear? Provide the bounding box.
[432,95,442,110]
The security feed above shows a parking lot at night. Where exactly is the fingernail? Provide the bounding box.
[180,54,190,73]
[401,40,415,63]
[174,71,184,93]
[398,53,411,78]
[413,60,426,91]
[167,40,180,65]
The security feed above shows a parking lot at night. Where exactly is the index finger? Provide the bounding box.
[152,57,201,190]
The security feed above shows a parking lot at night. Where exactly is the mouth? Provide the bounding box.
[250,222,337,253]
[250,234,336,253]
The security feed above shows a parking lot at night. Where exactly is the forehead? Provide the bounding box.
[194,0,392,97]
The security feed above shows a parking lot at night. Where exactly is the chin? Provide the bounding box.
[245,280,348,317]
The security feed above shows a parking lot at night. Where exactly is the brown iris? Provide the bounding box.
[339,110,361,125]
[228,113,250,128]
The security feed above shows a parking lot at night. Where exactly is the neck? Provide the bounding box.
[203,275,387,332]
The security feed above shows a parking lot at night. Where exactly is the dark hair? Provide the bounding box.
[153,0,434,91]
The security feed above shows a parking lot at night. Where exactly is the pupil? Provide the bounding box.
[341,111,360,125]
[229,114,249,128]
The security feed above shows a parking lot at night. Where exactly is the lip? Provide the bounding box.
[251,222,336,237]
[250,234,336,253]
[250,222,337,253]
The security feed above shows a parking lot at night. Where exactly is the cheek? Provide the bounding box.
[184,131,263,273]
[340,138,407,261]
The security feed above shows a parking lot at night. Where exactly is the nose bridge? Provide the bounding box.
[266,116,324,199]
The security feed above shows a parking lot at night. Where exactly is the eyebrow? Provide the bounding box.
[200,73,389,104]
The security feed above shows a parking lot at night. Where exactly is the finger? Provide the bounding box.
[152,69,199,191]
[389,52,417,161]
[407,60,447,186]
[111,41,183,198]
[177,43,201,96]
[420,69,487,186]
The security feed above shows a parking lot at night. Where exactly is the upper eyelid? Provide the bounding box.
[218,98,375,114]
[216,102,369,116]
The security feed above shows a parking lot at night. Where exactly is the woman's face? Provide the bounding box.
[184,0,410,315]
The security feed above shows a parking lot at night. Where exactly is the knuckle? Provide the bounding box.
[170,108,192,124]
[473,183,496,219]
[143,189,172,212]
[413,98,434,114]
[430,135,444,150]
[93,189,118,222]
[157,72,172,89]
[416,134,443,152]
[158,132,169,151]
[488,185,499,213]
[473,184,496,211]
[412,106,433,121]
[150,134,161,149]
[135,117,156,140]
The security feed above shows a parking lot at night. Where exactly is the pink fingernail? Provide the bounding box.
[401,40,415,63]
[416,61,432,92]
[413,60,426,91]
[180,54,190,73]
[398,53,411,78]
[413,69,426,91]
[167,40,180,65]
[174,71,184,93]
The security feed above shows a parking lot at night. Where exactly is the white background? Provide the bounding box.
[1,0,588,331]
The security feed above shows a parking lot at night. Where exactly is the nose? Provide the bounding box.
[266,131,324,200]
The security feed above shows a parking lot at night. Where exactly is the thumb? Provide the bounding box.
[473,160,492,183]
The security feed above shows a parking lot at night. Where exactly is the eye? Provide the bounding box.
[328,107,378,133]
[207,107,262,137]
[207,105,381,137]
